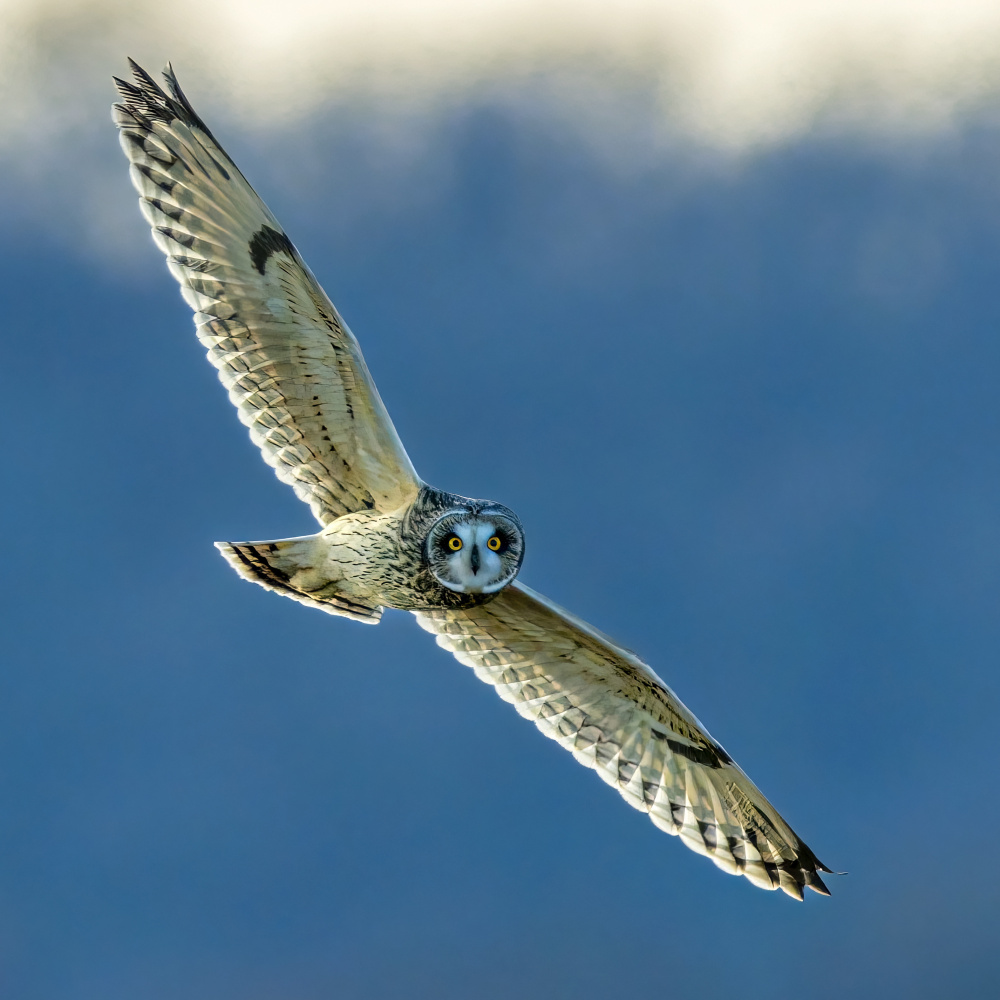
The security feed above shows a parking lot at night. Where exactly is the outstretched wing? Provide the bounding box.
[416,583,832,899]
[113,60,421,524]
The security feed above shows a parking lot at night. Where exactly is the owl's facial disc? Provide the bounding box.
[426,506,524,595]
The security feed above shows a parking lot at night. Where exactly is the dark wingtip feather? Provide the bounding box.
[162,61,183,101]
[770,838,838,898]
[111,58,221,145]
[159,61,222,144]
[805,870,832,896]
[111,74,133,100]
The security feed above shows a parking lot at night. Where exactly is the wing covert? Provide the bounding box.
[113,61,421,523]
[415,582,832,899]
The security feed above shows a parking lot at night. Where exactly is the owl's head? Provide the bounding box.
[425,501,525,595]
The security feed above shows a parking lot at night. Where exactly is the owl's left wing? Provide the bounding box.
[415,582,832,899]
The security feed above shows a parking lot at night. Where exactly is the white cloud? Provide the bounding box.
[2,0,1000,250]
[4,0,1000,146]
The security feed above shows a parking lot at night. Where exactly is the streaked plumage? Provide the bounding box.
[113,60,833,899]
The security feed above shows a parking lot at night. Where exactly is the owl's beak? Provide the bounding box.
[469,545,481,575]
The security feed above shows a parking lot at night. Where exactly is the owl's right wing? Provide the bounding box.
[415,582,833,899]
[113,61,421,524]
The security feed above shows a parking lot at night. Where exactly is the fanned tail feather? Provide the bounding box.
[216,538,382,624]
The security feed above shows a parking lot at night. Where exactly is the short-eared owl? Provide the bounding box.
[113,60,833,899]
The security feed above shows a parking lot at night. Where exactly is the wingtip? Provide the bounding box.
[112,58,168,124]
[112,60,143,102]
[162,61,182,101]
[112,57,226,154]
[807,876,832,897]
[127,57,163,96]
[780,879,805,901]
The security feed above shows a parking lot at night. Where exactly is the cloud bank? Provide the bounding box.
[5,0,1000,149]
[3,0,1000,249]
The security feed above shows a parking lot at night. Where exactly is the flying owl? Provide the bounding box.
[113,60,833,899]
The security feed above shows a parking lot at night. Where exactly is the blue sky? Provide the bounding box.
[3,4,1000,997]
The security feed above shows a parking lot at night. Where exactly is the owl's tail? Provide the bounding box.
[215,536,383,624]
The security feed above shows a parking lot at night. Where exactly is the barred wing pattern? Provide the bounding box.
[416,583,832,899]
[113,62,420,523]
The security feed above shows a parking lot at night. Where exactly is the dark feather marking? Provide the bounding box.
[804,870,832,895]
[249,225,296,275]
[120,130,153,153]
[170,255,216,273]
[697,820,718,851]
[231,543,291,585]
[641,780,659,806]
[665,737,728,769]
[727,835,747,870]
[135,163,176,195]
[150,198,183,221]
[156,226,195,249]
[227,544,376,618]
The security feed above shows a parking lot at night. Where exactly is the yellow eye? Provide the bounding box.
[447,536,463,551]
[487,536,501,551]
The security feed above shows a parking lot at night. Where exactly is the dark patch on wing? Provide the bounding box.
[134,163,176,196]
[665,737,732,769]
[170,255,216,273]
[249,224,296,275]
[697,819,718,851]
[156,226,195,249]
[150,198,183,221]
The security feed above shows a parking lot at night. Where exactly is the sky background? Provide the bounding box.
[3,2,1000,997]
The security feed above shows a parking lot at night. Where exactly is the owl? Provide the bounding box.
[113,60,833,899]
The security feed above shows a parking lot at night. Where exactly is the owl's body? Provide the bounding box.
[113,60,835,900]
[219,486,524,622]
